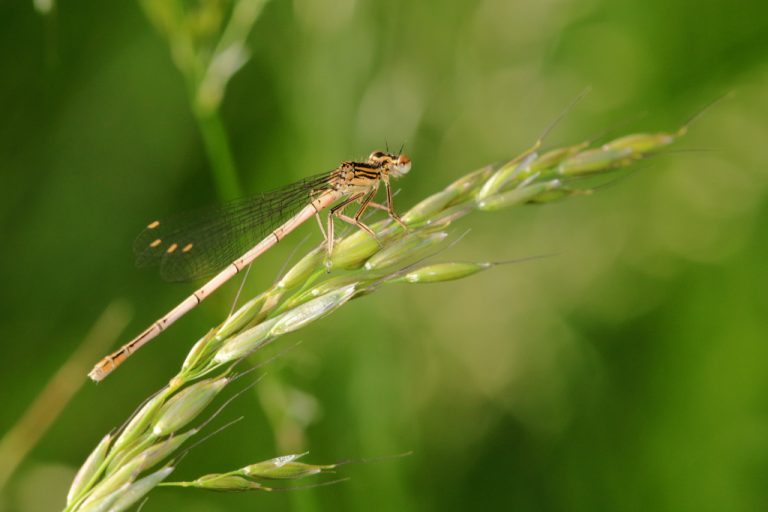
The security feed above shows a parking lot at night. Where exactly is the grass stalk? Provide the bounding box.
[0,301,131,494]
[139,0,272,200]
[193,107,241,200]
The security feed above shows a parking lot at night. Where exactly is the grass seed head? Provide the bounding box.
[80,454,148,506]
[526,143,589,174]
[130,429,197,471]
[242,455,335,480]
[364,231,448,271]
[557,147,635,176]
[601,132,676,153]
[277,247,325,290]
[271,284,357,336]
[402,188,461,225]
[66,433,113,506]
[112,391,170,453]
[153,377,228,437]
[193,474,266,492]
[477,180,562,211]
[528,186,590,204]
[330,229,382,269]
[70,108,703,508]
[477,155,536,200]
[399,262,492,284]
[77,482,131,512]
[215,292,269,339]
[280,275,364,312]
[445,165,494,195]
[109,467,174,511]
[180,329,220,374]
[213,317,279,364]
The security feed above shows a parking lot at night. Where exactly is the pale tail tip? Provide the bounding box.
[88,364,111,382]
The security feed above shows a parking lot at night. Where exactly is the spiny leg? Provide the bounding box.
[304,188,330,254]
[334,185,380,241]
[364,201,407,229]
[383,177,408,229]
[314,210,327,240]
[362,179,408,230]
[326,193,364,268]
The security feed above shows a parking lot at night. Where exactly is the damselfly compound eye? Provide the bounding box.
[393,154,411,176]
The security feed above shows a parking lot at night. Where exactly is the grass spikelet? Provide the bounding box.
[66,434,113,506]
[329,226,383,269]
[173,474,267,492]
[111,391,170,453]
[152,377,229,436]
[277,247,325,289]
[397,262,492,283]
[402,188,463,225]
[242,454,335,480]
[269,284,358,335]
[213,317,280,364]
[77,483,131,512]
[108,466,175,511]
[364,231,449,271]
[477,180,563,211]
[158,453,337,493]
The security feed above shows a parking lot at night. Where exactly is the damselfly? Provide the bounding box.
[89,150,412,381]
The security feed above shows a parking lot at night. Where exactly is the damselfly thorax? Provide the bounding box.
[89,150,411,381]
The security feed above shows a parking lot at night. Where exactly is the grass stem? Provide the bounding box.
[194,107,242,200]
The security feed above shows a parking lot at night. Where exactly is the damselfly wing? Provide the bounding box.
[134,173,334,282]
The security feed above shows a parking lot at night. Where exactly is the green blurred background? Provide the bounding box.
[2,0,768,510]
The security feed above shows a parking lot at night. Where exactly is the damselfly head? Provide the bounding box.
[368,150,412,177]
[392,153,411,177]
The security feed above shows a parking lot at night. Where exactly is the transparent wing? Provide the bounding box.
[134,173,334,282]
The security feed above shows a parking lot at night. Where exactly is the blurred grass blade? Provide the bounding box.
[0,301,131,494]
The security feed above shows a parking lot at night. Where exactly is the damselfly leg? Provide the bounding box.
[365,176,408,230]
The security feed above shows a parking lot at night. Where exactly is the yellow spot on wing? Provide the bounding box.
[167,243,178,253]
[150,239,162,248]
[182,243,194,253]
[148,220,160,229]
